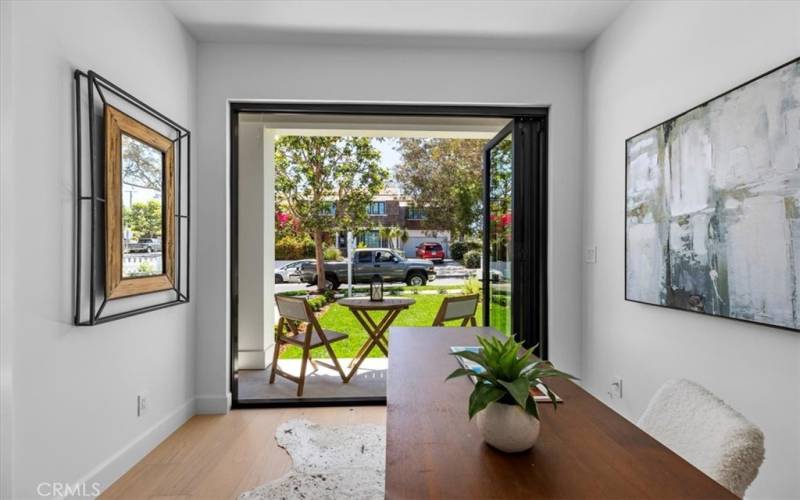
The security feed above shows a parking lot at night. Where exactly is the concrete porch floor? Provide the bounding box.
[238,357,388,401]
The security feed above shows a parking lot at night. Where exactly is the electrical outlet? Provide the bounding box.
[584,246,597,264]
[609,377,623,399]
[137,394,148,417]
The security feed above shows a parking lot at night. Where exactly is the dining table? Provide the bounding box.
[385,326,736,499]
[337,297,415,382]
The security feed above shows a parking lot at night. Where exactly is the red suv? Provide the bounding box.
[416,242,445,263]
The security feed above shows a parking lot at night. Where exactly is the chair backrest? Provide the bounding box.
[637,379,765,497]
[433,294,479,326]
[275,295,312,323]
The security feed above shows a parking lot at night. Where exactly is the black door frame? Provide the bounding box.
[229,102,548,408]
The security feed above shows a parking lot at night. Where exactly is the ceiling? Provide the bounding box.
[165,0,630,50]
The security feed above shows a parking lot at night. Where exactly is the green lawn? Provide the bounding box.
[281,294,509,359]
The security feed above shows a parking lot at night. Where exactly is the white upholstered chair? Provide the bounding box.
[638,379,765,497]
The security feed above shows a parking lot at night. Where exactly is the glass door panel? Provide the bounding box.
[483,126,513,338]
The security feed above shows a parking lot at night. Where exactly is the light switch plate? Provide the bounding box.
[584,246,597,264]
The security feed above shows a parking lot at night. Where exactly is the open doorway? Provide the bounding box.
[230,105,547,407]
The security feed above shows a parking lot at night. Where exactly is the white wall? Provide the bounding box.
[582,2,800,498]
[195,42,585,408]
[3,1,196,497]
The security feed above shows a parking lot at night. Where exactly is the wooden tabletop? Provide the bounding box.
[337,297,415,310]
[386,327,735,500]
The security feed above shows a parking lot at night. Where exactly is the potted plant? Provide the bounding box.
[447,335,576,453]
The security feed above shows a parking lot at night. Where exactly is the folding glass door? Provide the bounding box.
[482,118,548,357]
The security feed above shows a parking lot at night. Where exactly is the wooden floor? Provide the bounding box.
[101,406,387,500]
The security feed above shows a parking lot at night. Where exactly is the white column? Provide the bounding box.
[236,123,275,369]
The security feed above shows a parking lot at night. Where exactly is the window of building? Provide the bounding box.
[320,201,336,215]
[367,201,386,215]
[407,206,427,220]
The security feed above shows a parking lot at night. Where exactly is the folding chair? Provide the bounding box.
[269,295,349,396]
[432,294,479,327]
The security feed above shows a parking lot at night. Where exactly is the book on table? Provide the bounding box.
[450,346,562,403]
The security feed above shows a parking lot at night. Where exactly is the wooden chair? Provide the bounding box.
[270,295,349,396]
[433,294,479,327]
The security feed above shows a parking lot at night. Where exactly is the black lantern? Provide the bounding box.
[370,274,384,302]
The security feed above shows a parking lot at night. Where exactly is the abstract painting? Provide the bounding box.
[626,58,800,331]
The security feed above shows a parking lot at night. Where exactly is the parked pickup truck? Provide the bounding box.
[127,237,162,253]
[300,248,436,290]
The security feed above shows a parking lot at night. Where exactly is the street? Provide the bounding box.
[274,276,469,293]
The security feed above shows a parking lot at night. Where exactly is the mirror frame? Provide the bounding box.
[104,105,175,299]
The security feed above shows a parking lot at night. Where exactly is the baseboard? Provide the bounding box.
[64,398,195,500]
[195,392,232,415]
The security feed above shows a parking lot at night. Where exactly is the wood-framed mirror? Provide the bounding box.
[104,105,174,299]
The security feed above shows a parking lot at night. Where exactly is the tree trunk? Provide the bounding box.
[314,230,326,292]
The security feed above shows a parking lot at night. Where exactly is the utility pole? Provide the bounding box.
[347,230,354,297]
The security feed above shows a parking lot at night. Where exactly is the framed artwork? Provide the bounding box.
[625,57,800,331]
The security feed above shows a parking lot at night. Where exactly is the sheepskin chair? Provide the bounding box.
[637,379,765,497]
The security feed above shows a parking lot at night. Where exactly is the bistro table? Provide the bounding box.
[337,297,415,382]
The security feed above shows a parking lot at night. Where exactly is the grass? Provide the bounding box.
[281,294,509,359]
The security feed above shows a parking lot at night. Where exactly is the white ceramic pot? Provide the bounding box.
[476,402,541,453]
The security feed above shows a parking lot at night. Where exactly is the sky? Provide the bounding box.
[372,137,402,173]
[372,137,404,190]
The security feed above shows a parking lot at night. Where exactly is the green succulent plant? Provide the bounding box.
[447,335,577,419]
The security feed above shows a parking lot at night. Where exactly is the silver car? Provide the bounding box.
[275,260,312,284]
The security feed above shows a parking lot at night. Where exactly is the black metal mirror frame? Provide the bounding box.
[73,70,190,325]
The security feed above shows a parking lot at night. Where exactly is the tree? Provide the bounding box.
[275,136,387,291]
[122,136,163,191]
[379,225,393,248]
[395,138,484,240]
[124,200,162,240]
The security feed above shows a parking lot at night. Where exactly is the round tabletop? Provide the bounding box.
[337,297,416,310]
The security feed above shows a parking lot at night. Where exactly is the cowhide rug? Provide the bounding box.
[238,419,386,500]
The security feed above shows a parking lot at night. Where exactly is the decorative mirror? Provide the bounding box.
[105,106,174,298]
[74,70,190,325]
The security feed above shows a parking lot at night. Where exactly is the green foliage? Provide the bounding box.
[323,245,343,261]
[137,261,155,274]
[463,277,482,296]
[395,138,484,239]
[399,229,409,246]
[307,296,328,312]
[451,240,482,261]
[491,295,509,307]
[379,225,393,248]
[447,335,577,419]
[275,235,316,260]
[463,250,481,269]
[438,287,449,295]
[123,200,162,239]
